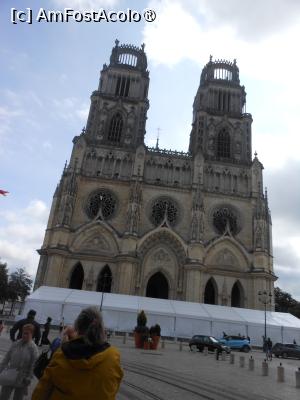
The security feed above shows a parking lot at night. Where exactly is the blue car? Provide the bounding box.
[219,335,251,352]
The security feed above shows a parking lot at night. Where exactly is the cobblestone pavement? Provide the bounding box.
[1,332,299,399]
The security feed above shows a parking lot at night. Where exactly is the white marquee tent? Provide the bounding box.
[21,286,300,346]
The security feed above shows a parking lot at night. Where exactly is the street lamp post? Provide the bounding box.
[100,273,109,311]
[258,290,272,347]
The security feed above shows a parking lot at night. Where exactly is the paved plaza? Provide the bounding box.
[0,331,299,399]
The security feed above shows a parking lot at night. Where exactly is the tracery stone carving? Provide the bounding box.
[151,248,172,269]
[86,190,117,220]
[190,176,204,242]
[126,179,142,235]
[212,206,239,235]
[254,220,266,250]
[150,197,179,227]
[81,235,110,252]
[85,267,95,290]
[215,249,238,267]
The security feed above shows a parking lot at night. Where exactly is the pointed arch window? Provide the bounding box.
[146,272,169,299]
[69,263,84,290]
[108,113,123,143]
[204,278,218,305]
[231,281,244,308]
[97,265,112,293]
[217,129,230,159]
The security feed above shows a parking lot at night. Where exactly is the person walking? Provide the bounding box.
[32,307,123,400]
[0,324,38,400]
[266,337,273,361]
[0,321,4,336]
[40,318,52,346]
[10,310,41,346]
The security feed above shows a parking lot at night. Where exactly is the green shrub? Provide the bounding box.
[150,324,161,336]
[137,310,147,327]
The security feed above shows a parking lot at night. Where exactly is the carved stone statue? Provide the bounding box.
[255,220,265,249]
[126,180,142,234]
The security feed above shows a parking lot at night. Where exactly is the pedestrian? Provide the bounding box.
[39,317,52,346]
[247,336,250,343]
[293,339,297,345]
[32,307,123,400]
[59,317,64,333]
[266,337,273,361]
[0,321,4,336]
[0,323,38,400]
[10,310,41,346]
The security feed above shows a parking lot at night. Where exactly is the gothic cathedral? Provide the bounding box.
[35,41,276,310]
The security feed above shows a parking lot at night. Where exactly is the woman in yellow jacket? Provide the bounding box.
[32,307,123,400]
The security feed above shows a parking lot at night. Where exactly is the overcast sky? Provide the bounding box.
[1,0,300,300]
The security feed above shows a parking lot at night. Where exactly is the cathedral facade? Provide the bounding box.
[35,41,276,310]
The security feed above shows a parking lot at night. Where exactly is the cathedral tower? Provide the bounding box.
[35,44,276,311]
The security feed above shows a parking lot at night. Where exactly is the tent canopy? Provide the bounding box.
[22,286,300,345]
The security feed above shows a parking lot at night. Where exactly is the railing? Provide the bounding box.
[146,147,192,158]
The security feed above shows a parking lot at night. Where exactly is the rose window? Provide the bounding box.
[151,198,178,226]
[86,190,116,220]
[213,206,239,235]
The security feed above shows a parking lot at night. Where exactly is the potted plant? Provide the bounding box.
[134,310,148,349]
[143,335,152,350]
[149,324,161,350]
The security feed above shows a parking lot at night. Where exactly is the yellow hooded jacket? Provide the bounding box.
[32,338,123,400]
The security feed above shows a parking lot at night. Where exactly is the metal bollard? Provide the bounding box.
[161,339,165,349]
[215,349,219,360]
[295,367,300,388]
[229,353,235,364]
[248,356,254,371]
[221,351,226,361]
[123,333,127,344]
[262,360,269,376]
[239,356,245,368]
[179,341,183,351]
[204,346,208,356]
[277,363,284,382]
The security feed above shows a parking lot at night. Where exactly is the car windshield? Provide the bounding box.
[210,337,219,343]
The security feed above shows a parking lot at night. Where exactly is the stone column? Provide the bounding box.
[185,266,201,302]
[117,261,135,295]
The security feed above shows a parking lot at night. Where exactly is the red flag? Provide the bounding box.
[0,189,9,196]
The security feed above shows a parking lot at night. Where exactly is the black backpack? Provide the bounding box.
[33,350,50,379]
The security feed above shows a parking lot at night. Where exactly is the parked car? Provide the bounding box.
[189,335,231,353]
[272,343,300,359]
[219,335,251,353]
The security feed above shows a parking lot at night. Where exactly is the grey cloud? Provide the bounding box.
[186,0,300,41]
[265,160,300,225]
[274,245,300,271]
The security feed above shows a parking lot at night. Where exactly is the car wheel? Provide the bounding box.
[275,355,279,358]
[190,344,198,352]
[242,346,250,353]
[282,352,288,359]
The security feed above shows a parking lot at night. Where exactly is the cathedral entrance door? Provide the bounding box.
[69,263,84,290]
[204,278,217,304]
[146,272,169,299]
[231,281,243,307]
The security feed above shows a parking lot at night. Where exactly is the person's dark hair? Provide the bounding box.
[74,307,106,345]
[27,309,36,319]
[0,320,3,324]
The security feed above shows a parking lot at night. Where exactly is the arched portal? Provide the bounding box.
[69,263,84,290]
[231,281,244,307]
[146,272,169,299]
[97,265,112,293]
[204,278,218,305]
